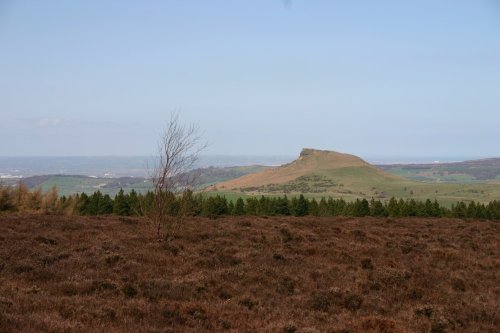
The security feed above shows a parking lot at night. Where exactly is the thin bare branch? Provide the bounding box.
[149,113,207,238]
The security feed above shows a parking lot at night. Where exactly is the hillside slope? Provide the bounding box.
[212,148,403,191]
[209,149,500,204]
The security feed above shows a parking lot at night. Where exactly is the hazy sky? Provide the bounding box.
[1,0,499,159]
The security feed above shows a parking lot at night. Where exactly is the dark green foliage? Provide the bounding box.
[291,194,308,216]
[352,199,370,217]
[233,197,245,215]
[227,200,235,215]
[308,198,319,216]
[140,191,155,216]
[370,198,387,217]
[274,196,290,215]
[127,189,141,216]
[202,195,228,217]
[76,193,88,214]
[99,194,114,215]
[179,189,202,216]
[258,196,269,215]
[113,189,130,216]
[318,197,329,216]
[245,197,259,215]
[80,191,113,215]
[387,197,399,217]
[49,187,500,221]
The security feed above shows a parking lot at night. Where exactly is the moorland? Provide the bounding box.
[0,213,498,333]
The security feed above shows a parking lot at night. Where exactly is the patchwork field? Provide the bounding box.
[0,213,498,332]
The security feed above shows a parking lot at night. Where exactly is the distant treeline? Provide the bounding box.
[1,183,499,220]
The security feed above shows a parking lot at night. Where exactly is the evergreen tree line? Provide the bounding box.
[74,189,500,220]
[1,184,499,220]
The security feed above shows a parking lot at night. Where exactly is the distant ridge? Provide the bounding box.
[211,148,401,190]
[378,157,500,167]
[378,157,500,182]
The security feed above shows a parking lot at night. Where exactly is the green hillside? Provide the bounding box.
[379,158,500,183]
[209,149,500,205]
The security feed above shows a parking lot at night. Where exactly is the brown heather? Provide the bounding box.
[0,214,498,332]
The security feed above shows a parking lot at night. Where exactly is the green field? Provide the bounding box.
[210,186,500,207]
[25,176,153,197]
[379,158,500,183]
[211,168,500,206]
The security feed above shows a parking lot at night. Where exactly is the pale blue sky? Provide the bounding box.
[1,0,499,159]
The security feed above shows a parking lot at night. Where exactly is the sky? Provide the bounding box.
[1,0,499,160]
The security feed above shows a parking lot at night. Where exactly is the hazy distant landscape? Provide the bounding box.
[0,155,293,178]
[378,158,500,183]
[2,154,485,179]
[2,154,499,200]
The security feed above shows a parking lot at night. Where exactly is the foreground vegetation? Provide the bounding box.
[1,183,499,220]
[0,214,498,332]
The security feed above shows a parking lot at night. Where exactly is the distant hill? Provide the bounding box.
[211,148,403,191]
[209,149,500,205]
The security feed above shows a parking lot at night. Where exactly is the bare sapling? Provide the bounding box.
[150,113,206,238]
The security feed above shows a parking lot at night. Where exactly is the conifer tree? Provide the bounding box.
[318,197,329,216]
[227,200,235,215]
[234,197,245,215]
[245,197,259,215]
[370,198,387,217]
[274,196,290,215]
[99,194,114,215]
[113,189,130,216]
[353,198,370,217]
[293,194,308,217]
[77,193,90,215]
[127,189,140,216]
[309,198,319,216]
[203,195,228,217]
[387,197,399,217]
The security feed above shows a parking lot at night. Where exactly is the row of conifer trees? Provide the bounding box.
[75,189,500,220]
[1,184,499,220]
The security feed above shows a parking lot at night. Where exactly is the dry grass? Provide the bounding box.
[0,213,498,332]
